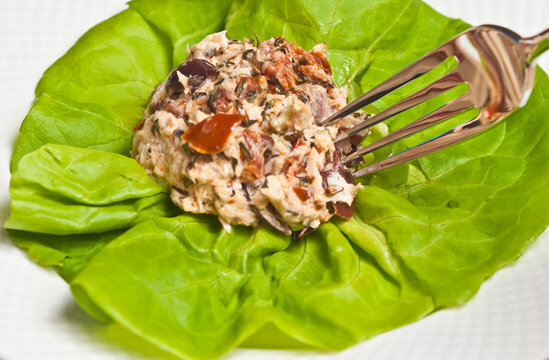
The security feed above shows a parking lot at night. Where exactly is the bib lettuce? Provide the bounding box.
[6,0,549,359]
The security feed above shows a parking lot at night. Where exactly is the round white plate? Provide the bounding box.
[1,1,548,359]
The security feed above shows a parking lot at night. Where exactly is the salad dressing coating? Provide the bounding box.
[132,32,367,234]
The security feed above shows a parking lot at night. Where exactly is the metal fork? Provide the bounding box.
[322,25,549,178]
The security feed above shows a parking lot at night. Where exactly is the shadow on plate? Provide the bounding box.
[0,202,13,248]
[60,299,181,360]
[60,297,320,360]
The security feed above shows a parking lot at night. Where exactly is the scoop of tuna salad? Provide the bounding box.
[132,31,368,236]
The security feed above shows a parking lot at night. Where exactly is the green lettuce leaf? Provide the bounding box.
[6,0,549,359]
[129,0,234,65]
[7,229,124,283]
[5,144,178,235]
[71,215,433,359]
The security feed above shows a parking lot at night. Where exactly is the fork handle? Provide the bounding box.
[521,27,549,62]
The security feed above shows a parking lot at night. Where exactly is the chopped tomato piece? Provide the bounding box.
[293,186,310,201]
[295,46,332,82]
[264,52,296,91]
[182,113,245,154]
[133,119,145,132]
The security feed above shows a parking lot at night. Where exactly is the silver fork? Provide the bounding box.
[322,25,549,178]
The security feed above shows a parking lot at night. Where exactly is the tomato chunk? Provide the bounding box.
[293,186,310,201]
[182,113,245,154]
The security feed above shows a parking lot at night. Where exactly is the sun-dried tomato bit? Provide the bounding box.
[293,186,310,201]
[294,46,333,83]
[133,119,145,132]
[264,52,296,91]
[182,113,245,154]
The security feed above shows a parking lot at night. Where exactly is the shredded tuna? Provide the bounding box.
[132,31,369,236]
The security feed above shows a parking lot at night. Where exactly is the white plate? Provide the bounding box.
[1,1,548,359]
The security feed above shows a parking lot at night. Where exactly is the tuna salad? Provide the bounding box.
[132,31,368,236]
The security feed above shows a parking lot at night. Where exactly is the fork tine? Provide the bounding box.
[351,114,489,178]
[320,45,452,126]
[342,94,473,164]
[334,70,463,143]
